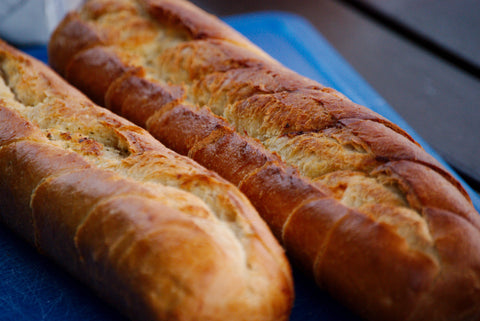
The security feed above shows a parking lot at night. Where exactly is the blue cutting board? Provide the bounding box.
[1,12,479,321]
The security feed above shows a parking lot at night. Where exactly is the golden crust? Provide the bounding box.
[48,1,480,320]
[0,39,293,321]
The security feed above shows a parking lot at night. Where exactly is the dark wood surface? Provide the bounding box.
[191,0,480,193]
[358,0,480,69]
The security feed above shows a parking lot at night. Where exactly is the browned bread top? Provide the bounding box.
[0,39,293,321]
[48,1,480,320]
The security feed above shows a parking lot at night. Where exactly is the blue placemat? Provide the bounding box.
[2,11,479,321]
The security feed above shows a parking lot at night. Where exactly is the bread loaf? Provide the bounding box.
[0,39,294,321]
[49,0,480,320]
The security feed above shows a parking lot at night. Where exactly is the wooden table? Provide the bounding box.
[192,0,480,193]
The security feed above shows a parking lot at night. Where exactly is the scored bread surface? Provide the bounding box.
[0,39,293,321]
[48,0,480,320]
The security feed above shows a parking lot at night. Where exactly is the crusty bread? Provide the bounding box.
[48,0,480,320]
[0,39,294,321]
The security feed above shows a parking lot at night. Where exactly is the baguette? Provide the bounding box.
[0,39,294,321]
[49,0,480,320]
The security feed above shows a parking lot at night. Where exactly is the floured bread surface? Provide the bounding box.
[0,40,293,321]
[48,1,480,321]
